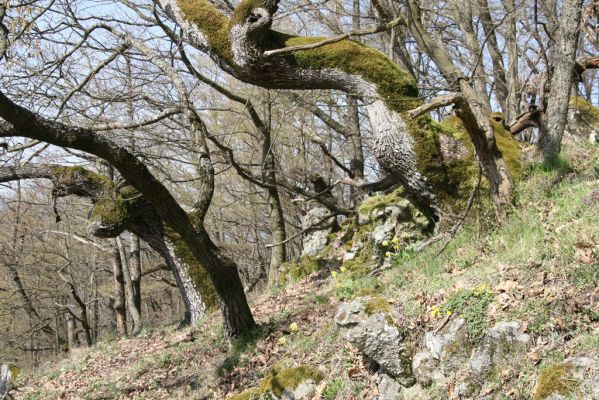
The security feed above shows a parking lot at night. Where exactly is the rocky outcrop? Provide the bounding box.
[411,320,531,398]
[301,207,335,257]
[469,321,530,381]
[229,365,322,400]
[357,189,432,246]
[335,300,415,387]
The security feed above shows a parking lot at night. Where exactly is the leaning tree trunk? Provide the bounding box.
[157,0,516,218]
[127,212,207,325]
[538,0,584,163]
[405,0,514,215]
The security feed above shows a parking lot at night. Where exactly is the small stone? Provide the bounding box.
[412,351,440,387]
[425,318,468,360]
[453,378,477,398]
[377,372,402,400]
[280,379,317,400]
[336,301,415,387]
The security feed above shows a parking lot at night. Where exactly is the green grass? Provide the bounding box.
[323,378,343,400]
[220,325,268,373]
[441,285,494,342]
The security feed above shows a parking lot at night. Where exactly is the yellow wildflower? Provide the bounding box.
[430,305,442,318]
[446,310,452,316]
[289,322,298,332]
[332,271,338,278]
[391,237,399,244]
[385,251,391,257]
[277,337,287,345]
[340,266,346,273]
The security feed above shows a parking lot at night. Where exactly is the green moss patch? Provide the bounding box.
[164,228,218,311]
[358,188,408,216]
[534,363,578,400]
[278,256,327,284]
[51,165,113,195]
[364,296,390,315]
[230,365,323,399]
[177,0,231,60]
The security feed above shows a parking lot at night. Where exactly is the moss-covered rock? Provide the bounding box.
[364,296,390,315]
[570,96,599,127]
[533,363,578,400]
[277,256,327,285]
[230,365,323,400]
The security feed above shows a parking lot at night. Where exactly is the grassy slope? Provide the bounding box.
[13,144,598,400]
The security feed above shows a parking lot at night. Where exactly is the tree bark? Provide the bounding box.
[129,235,142,312]
[477,0,510,115]
[0,91,256,340]
[66,313,77,350]
[261,91,287,286]
[0,364,12,398]
[110,244,128,337]
[538,0,584,163]
[127,214,207,325]
[502,0,520,122]
[405,0,514,215]
[116,237,142,336]
[346,94,365,208]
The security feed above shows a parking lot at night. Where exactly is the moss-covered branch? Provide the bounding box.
[163,0,520,219]
[0,164,217,314]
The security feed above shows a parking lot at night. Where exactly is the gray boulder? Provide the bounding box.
[412,351,442,387]
[301,207,335,256]
[470,321,530,380]
[335,301,415,387]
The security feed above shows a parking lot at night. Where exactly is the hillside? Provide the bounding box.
[9,143,599,399]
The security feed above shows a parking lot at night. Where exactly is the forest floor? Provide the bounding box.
[12,143,599,399]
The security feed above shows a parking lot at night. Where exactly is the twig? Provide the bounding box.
[433,314,451,334]
[263,17,406,57]
[407,93,463,118]
[265,214,337,248]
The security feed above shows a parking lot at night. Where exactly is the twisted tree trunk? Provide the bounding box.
[0,86,256,339]
[158,0,442,218]
[0,165,208,327]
